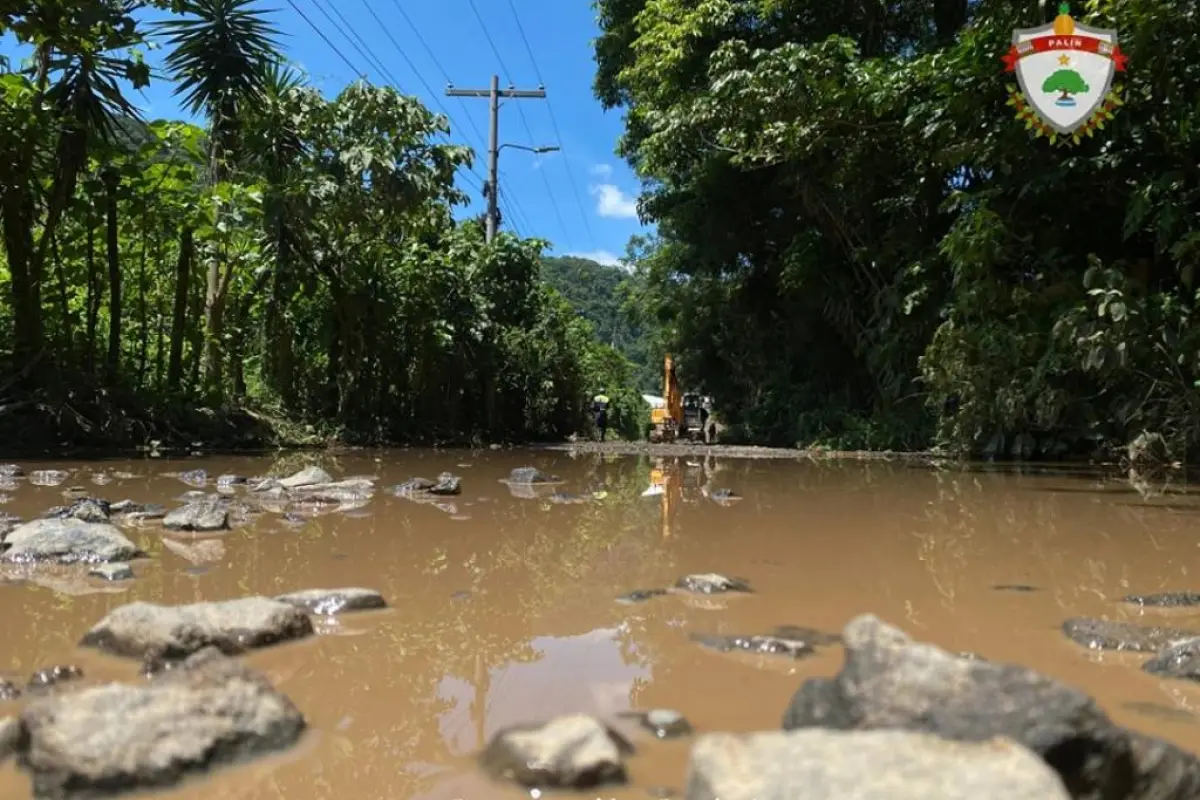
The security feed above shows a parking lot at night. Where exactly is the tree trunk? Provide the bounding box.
[104,170,122,382]
[166,227,192,391]
[138,230,152,382]
[201,254,225,398]
[265,217,295,403]
[50,234,73,358]
[85,208,99,374]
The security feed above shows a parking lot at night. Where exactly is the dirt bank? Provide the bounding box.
[534,440,943,462]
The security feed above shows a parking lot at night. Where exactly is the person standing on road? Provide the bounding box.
[700,402,710,443]
[592,390,610,441]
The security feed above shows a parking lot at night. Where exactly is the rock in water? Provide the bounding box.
[26,665,83,694]
[684,729,1070,800]
[782,614,1200,799]
[14,647,305,796]
[0,519,144,564]
[429,472,461,495]
[481,714,633,789]
[79,597,314,659]
[274,588,386,615]
[506,467,559,484]
[43,498,110,523]
[163,499,230,532]
[88,562,134,581]
[279,466,332,488]
[675,573,752,594]
[1144,638,1200,682]
[1062,617,1199,652]
[618,709,693,739]
[690,633,816,659]
[28,470,68,487]
[1125,592,1200,608]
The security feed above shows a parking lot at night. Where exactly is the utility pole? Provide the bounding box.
[447,75,546,242]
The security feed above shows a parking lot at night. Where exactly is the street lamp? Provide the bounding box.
[498,144,560,156]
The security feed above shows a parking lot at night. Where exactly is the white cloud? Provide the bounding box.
[590,184,639,219]
[566,250,624,267]
[589,163,613,178]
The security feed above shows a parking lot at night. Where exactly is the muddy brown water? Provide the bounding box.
[2,451,1200,798]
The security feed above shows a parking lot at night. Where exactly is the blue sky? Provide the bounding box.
[1,0,648,267]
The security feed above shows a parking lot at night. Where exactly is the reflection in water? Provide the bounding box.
[2,453,1200,798]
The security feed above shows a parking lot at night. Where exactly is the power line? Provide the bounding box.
[465,0,571,246]
[380,0,491,152]
[300,0,489,191]
[307,0,397,86]
[284,0,484,196]
[281,0,363,78]
[502,0,598,248]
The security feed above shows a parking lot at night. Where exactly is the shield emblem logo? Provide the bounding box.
[1003,3,1128,143]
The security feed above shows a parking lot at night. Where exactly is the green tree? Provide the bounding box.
[1042,69,1089,100]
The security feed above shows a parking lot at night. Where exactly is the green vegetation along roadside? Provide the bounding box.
[595,0,1200,464]
[0,1,644,454]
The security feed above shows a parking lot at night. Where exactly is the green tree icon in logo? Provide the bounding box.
[1043,69,1089,105]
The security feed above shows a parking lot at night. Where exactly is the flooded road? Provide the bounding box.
[2,450,1200,798]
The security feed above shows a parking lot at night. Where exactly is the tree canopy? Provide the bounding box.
[0,0,641,448]
[595,0,1200,458]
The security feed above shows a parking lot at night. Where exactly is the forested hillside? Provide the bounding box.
[540,255,657,392]
[0,1,635,450]
[596,0,1200,459]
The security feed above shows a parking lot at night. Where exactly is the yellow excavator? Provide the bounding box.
[648,355,704,442]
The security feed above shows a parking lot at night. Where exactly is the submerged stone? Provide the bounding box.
[89,562,134,582]
[1143,638,1200,682]
[507,467,559,485]
[274,588,386,615]
[429,473,461,495]
[616,588,669,604]
[1062,617,1199,652]
[26,665,82,694]
[618,709,693,739]
[1125,592,1200,608]
[481,713,633,789]
[691,633,816,660]
[675,573,752,594]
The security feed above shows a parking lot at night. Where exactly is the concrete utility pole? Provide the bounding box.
[447,75,547,242]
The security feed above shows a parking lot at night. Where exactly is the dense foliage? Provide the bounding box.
[0,0,636,448]
[540,254,656,391]
[595,0,1200,458]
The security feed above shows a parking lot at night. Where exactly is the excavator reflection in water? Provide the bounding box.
[643,455,717,538]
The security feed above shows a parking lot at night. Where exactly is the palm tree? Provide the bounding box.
[157,0,282,396]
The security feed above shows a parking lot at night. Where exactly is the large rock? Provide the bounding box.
[79,597,314,660]
[14,648,304,796]
[0,519,144,564]
[278,466,332,488]
[782,614,1200,799]
[480,713,633,789]
[163,499,230,532]
[685,729,1070,800]
[274,588,386,615]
